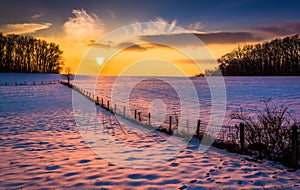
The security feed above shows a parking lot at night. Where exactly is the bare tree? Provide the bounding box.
[65,66,72,86]
[230,98,297,160]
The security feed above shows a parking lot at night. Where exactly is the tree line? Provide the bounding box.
[216,34,300,76]
[0,33,63,73]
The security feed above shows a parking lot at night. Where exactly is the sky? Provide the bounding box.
[0,0,299,76]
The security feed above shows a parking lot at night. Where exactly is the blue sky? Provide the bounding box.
[1,0,299,34]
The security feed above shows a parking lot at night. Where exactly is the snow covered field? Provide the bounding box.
[0,73,299,189]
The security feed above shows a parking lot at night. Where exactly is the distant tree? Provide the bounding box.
[218,34,300,76]
[193,73,204,77]
[0,33,63,73]
[204,67,223,76]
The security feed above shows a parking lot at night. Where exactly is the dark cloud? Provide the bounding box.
[195,32,262,44]
[140,31,262,47]
[146,43,171,49]
[88,31,263,52]
[118,42,174,51]
[89,41,170,52]
[88,40,112,48]
[255,21,300,36]
[117,42,148,52]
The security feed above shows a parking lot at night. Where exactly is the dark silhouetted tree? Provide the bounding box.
[0,33,63,73]
[218,34,300,76]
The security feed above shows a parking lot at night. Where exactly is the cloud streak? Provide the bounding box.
[31,13,42,20]
[123,17,180,37]
[0,23,52,35]
[255,21,300,36]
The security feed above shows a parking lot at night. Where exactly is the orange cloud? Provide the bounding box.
[63,9,104,42]
[0,23,52,35]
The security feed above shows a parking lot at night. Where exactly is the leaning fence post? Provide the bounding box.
[292,125,298,169]
[96,96,100,105]
[169,116,172,133]
[196,120,201,139]
[240,123,245,152]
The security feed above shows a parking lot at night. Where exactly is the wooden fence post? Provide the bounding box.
[292,125,298,169]
[114,104,116,113]
[196,120,201,139]
[96,96,100,105]
[148,112,151,126]
[123,106,126,117]
[107,100,110,111]
[138,112,141,121]
[240,123,245,152]
[169,116,172,133]
[101,98,103,107]
[134,110,137,120]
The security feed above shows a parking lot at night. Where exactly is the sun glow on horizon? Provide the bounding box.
[96,57,105,65]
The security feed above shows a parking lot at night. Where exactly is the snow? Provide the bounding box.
[0,72,62,83]
[0,73,299,189]
[73,76,300,126]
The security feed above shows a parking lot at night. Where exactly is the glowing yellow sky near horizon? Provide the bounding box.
[36,19,242,76]
[74,42,224,76]
[48,32,239,76]
[101,49,202,76]
[64,42,238,76]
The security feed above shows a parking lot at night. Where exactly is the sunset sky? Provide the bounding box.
[0,0,299,76]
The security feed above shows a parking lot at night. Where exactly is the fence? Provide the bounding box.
[0,80,59,86]
[63,81,300,169]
